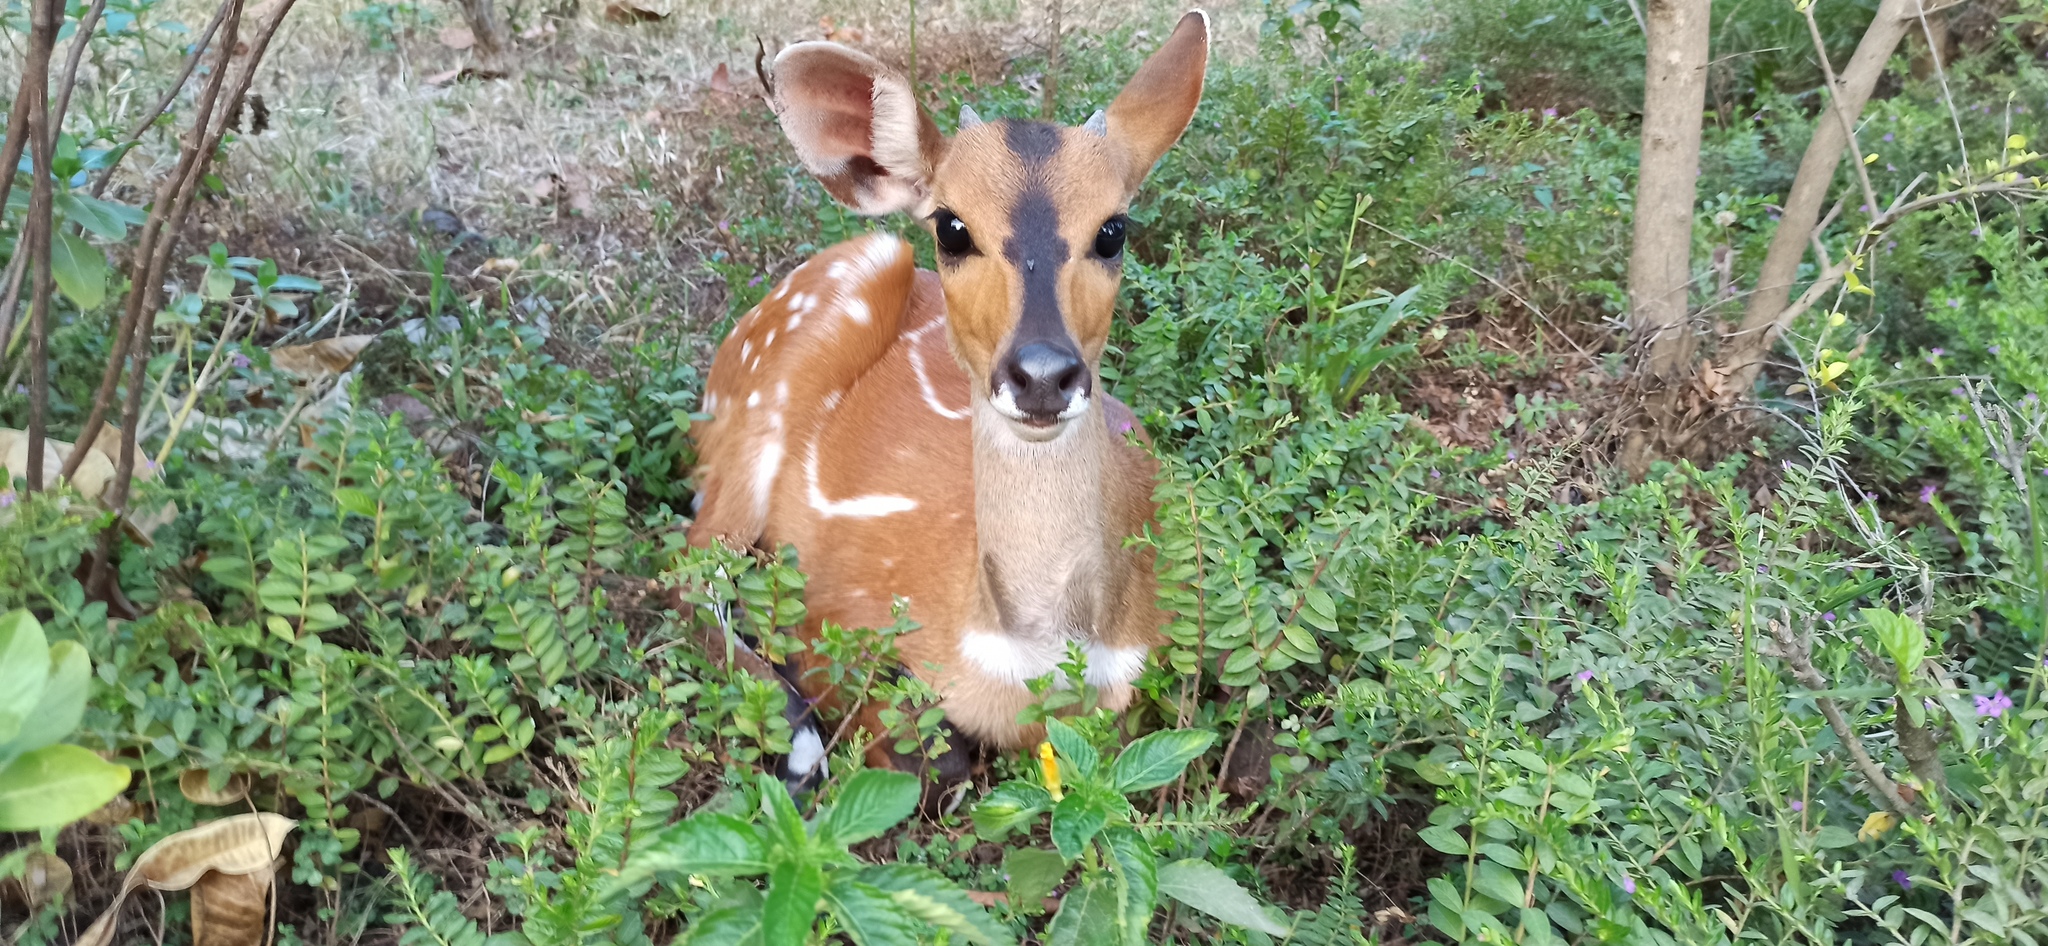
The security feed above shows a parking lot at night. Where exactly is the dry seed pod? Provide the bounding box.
[179,769,253,806]
[191,862,277,946]
[72,813,297,946]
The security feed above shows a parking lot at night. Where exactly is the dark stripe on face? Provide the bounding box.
[999,122,1071,352]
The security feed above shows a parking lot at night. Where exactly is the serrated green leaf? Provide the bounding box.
[763,856,824,946]
[0,743,132,831]
[758,772,809,848]
[861,864,1017,946]
[675,905,763,946]
[1101,826,1157,946]
[1004,847,1065,916]
[1156,859,1287,936]
[1045,718,1098,778]
[1050,793,1110,859]
[971,780,1051,840]
[1107,729,1215,793]
[822,769,919,846]
[1044,877,1118,946]
[824,878,922,946]
[605,813,768,895]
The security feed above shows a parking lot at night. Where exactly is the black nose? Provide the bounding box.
[998,341,1089,422]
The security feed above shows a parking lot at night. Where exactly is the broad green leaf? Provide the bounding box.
[0,610,53,749]
[759,772,810,849]
[971,780,1052,840]
[822,769,919,846]
[1101,827,1157,946]
[1049,793,1110,859]
[675,905,763,946]
[1470,860,1525,910]
[269,274,323,293]
[53,193,136,239]
[1107,729,1215,793]
[5,641,91,758]
[0,744,133,831]
[1520,907,1560,946]
[1045,718,1098,778]
[52,230,107,309]
[762,856,825,946]
[1427,876,1465,939]
[605,814,768,894]
[861,864,1017,946]
[1155,859,1287,936]
[1004,847,1066,916]
[1417,824,1469,856]
[1044,877,1117,946]
[824,878,922,946]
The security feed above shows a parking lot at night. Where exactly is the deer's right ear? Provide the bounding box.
[772,42,947,217]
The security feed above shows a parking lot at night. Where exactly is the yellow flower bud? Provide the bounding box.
[1858,810,1898,841]
[1038,741,1063,801]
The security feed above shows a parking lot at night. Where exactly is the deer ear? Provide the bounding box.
[1105,11,1209,192]
[772,42,948,216]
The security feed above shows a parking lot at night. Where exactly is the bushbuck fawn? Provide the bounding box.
[686,11,1208,795]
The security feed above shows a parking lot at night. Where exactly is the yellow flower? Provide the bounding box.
[2008,134,2028,151]
[1859,810,1898,842]
[1038,742,1063,801]
[1820,361,1850,385]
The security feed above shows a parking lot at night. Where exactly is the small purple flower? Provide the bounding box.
[1882,133,1894,142]
[1756,564,1768,575]
[1988,344,2000,355]
[1620,876,1636,895]
[1919,483,1937,504]
[1576,670,1595,684]
[12,384,24,395]
[0,489,14,509]
[1948,298,1962,309]
[1863,491,1878,501]
[1505,449,1518,460]
[1790,800,1805,812]
[747,274,764,287]
[717,219,731,232]
[1823,611,1837,623]
[230,352,251,369]
[1543,107,1558,119]
[1976,690,2014,718]
[1930,348,1945,357]
[1952,387,1968,398]
[1894,870,1912,889]
[1556,543,1566,553]
[1117,419,1134,435]
[1429,469,1441,479]
[2027,394,2041,405]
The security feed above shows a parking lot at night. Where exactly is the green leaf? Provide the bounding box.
[1417,824,1469,856]
[759,772,810,849]
[1050,793,1110,859]
[1155,860,1287,936]
[1101,826,1157,946]
[763,856,825,946]
[822,769,919,846]
[52,230,107,309]
[1044,877,1118,946]
[1107,729,1215,793]
[0,744,133,831]
[605,814,769,894]
[1520,907,1560,946]
[1470,860,1525,909]
[862,864,1017,946]
[0,610,53,750]
[675,905,764,946]
[269,274,323,293]
[54,192,132,239]
[1004,847,1066,916]
[5,641,91,758]
[1045,718,1098,778]
[825,879,922,946]
[971,780,1052,840]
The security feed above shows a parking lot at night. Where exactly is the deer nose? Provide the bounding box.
[998,341,1089,423]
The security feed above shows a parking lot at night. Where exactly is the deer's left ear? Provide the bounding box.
[772,42,948,216]
[1105,10,1209,193]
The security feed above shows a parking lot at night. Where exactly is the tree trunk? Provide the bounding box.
[1716,0,1921,398]
[1621,0,1712,470]
[454,0,508,64]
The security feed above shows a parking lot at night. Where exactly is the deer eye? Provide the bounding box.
[1094,216,1127,259]
[933,209,974,256]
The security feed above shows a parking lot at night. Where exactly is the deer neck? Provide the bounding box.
[968,394,1111,641]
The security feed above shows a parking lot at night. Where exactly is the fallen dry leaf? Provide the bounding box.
[709,62,733,94]
[604,0,666,22]
[180,769,253,806]
[0,852,72,912]
[270,335,376,380]
[438,25,474,49]
[73,813,297,946]
[819,16,865,43]
[0,428,117,501]
[518,20,556,40]
[472,257,521,278]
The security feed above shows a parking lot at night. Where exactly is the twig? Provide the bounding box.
[88,0,234,199]
[1802,3,1882,227]
[22,0,63,492]
[50,0,110,132]
[1764,618,1916,817]
[1357,218,1591,357]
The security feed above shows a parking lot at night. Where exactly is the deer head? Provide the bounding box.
[769,12,1210,444]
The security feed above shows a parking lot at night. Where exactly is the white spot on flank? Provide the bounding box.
[840,296,871,324]
[746,390,761,408]
[790,292,815,313]
[821,389,844,411]
[749,437,784,525]
[770,282,790,302]
[804,438,916,519]
[907,322,969,420]
[765,329,777,347]
[786,313,803,331]
[742,339,753,360]
[827,260,854,281]
[776,380,789,404]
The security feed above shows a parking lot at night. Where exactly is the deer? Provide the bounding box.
[683,11,1209,798]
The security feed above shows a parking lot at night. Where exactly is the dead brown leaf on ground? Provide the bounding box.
[270,335,376,379]
[439,26,475,49]
[604,0,666,23]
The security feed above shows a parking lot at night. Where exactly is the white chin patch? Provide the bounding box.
[786,724,828,780]
[989,385,1089,440]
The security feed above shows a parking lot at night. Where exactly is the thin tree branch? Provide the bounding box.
[1765,618,1917,818]
[22,0,64,492]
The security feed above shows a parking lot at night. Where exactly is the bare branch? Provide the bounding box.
[1765,618,1918,818]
